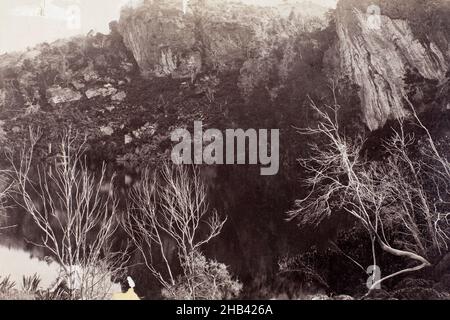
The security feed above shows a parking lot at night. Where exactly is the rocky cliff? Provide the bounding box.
[334,0,449,130]
[117,0,449,130]
[0,0,449,299]
[2,1,448,133]
[118,0,267,79]
[117,0,328,83]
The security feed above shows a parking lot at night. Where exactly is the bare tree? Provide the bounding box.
[121,164,230,299]
[8,128,127,300]
[0,172,14,232]
[289,95,450,293]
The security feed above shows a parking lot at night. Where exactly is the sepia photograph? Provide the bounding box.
[0,0,449,308]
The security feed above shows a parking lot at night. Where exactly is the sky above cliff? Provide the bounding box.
[0,0,338,54]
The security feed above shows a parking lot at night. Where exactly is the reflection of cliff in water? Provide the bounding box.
[1,160,334,298]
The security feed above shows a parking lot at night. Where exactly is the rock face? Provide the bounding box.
[1,0,447,132]
[118,1,200,79]
[118,0,449,130]
[118,0,282,79]
[335,0,450,130]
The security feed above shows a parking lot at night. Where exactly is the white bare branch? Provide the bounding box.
[8,127,127,300]
[289,93,450,294]
[121,163,227,299]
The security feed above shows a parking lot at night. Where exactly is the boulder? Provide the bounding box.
[124,134,133,145]
[112,91,127,102]
[71,81,85,90]
[83,70,100,82]
[46,86,82,107]
[100,126,115,136]
[132,122,158,139]
[85,86,118,99]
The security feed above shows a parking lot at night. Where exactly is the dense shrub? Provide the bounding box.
[162,252,242,300]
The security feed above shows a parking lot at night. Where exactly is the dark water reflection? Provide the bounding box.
[0,160,322,298]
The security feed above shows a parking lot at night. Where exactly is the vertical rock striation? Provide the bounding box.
[117,0,449,130]
[335,0,449,130]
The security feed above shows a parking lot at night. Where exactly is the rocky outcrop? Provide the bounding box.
[118,1,200,79]
[85,85,118,99]
[2,0,448,133]
[118,0,449,130]
[0,0,448,300]
[0,24,136,112]
[46,86,82,107]
[335,0,449,130]
[118,0,270,79]
[117,0,331,81]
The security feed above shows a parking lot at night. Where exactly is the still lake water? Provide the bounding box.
[0,245,60,289]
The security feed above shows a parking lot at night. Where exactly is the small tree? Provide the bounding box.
[8,128,127,300]
[289,96,450,293]
[162,251,242,300]
[122,164,241,299]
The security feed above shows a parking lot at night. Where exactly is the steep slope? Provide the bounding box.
[334,0,449,130]
[118,0,279,79]
[118,0,449,131]
[117,0,331,81]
